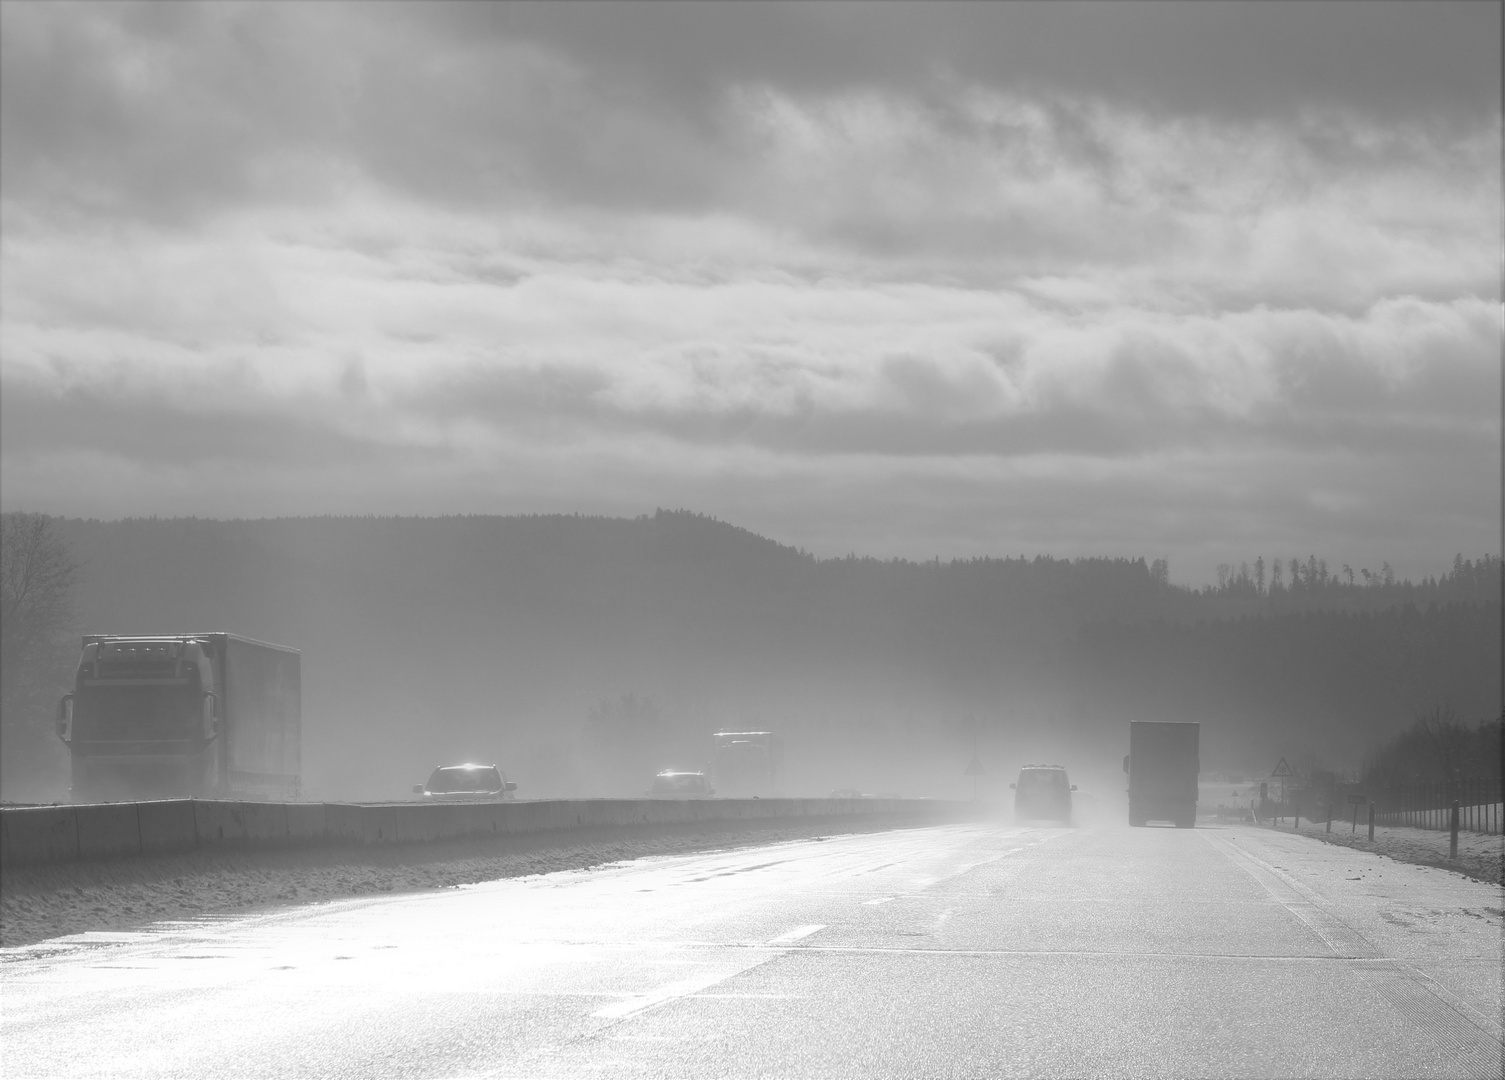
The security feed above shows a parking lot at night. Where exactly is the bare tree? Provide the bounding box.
[1,514,76,673]
[0,513,78,798]
[583,691,670,794]
[1414,702,1471,783]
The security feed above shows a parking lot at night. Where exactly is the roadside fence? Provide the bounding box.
[1298,778,1501,836]
[1368,778,1501,836]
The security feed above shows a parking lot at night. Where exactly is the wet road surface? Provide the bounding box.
[3,821,1501,1078]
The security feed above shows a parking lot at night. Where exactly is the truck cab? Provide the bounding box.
[57,633,300,802]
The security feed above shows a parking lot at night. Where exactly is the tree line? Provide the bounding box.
[1358,705,1502,787]
[1,509,1498,800]
[1209,553,1499,603]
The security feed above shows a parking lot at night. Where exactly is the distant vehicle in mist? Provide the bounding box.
[648,770,713,798]
[413,764,517,802]
[829,788,876,799]
[1011,765,1075,824]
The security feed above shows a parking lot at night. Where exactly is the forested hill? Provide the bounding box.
[43,511,1502,800]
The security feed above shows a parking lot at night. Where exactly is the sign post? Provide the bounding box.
[1272,758,1293,805]
[1347,793,1366,834]
[964,755,986,801]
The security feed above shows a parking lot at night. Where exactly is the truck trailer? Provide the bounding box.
[1124,721,1199,828]
[57,633,301,801]
[712,730,781,797]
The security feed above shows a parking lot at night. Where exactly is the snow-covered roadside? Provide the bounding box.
[1,817,920,948]
[1261,815,1503,885]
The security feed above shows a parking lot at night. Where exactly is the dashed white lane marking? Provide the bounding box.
[862,897,895,906]
[766,923,827,945]
[593,925,827,1019]
[593,971,740,1019]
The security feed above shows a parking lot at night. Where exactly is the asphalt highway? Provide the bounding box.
[3,819,1501,1079]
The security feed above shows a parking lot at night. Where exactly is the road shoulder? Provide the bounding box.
[0,817,932,948]
[1253,815,1502,885]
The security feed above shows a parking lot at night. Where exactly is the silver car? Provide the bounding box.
[649,770,713,798]
[413,763,517,802]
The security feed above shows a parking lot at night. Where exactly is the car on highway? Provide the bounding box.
[649,770,713,797]
[413,763,517,802]
[1011,764,1076,823]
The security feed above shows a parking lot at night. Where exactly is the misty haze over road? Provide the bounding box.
[0,3,1500,1078]
[12,512,1498,804]
[4,819,1500,1079]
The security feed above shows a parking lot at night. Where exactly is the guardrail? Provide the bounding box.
[0,797,975,869]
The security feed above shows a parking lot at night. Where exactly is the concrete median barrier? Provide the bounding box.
[137,800,198,857]
[241,802,290,845]
[1,796,976,867]
[1,805,80,867]
[193,800,249,846]
[394,802,471,843]
[75,803,142,861]
[360,804,399,845]
[447,803,501,837]
[502,801,549,834]
[322,802,363,844]
[286,802,327,842]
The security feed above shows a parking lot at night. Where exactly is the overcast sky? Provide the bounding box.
[1,1,1499,582]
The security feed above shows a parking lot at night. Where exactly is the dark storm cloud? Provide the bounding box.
[0,377,452,470]
[443,1,1498,121]
[0,1,1497,581]
[1,1,731,220]
[2,2,1495,222]
[0,2,344,220]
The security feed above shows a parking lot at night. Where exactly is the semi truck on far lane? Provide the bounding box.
[57,633,301,802]
[1124,721,1199,828]
[712,730,781,797]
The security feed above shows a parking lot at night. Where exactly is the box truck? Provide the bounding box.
[1124,721,1199,827]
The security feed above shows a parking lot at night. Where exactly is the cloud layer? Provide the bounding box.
[1,1,1499,580]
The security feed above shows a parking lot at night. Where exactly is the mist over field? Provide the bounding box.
[7,511,1495,803]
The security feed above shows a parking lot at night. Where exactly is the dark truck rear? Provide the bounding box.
[58,633,300,801]
[1124,721,1199,828]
